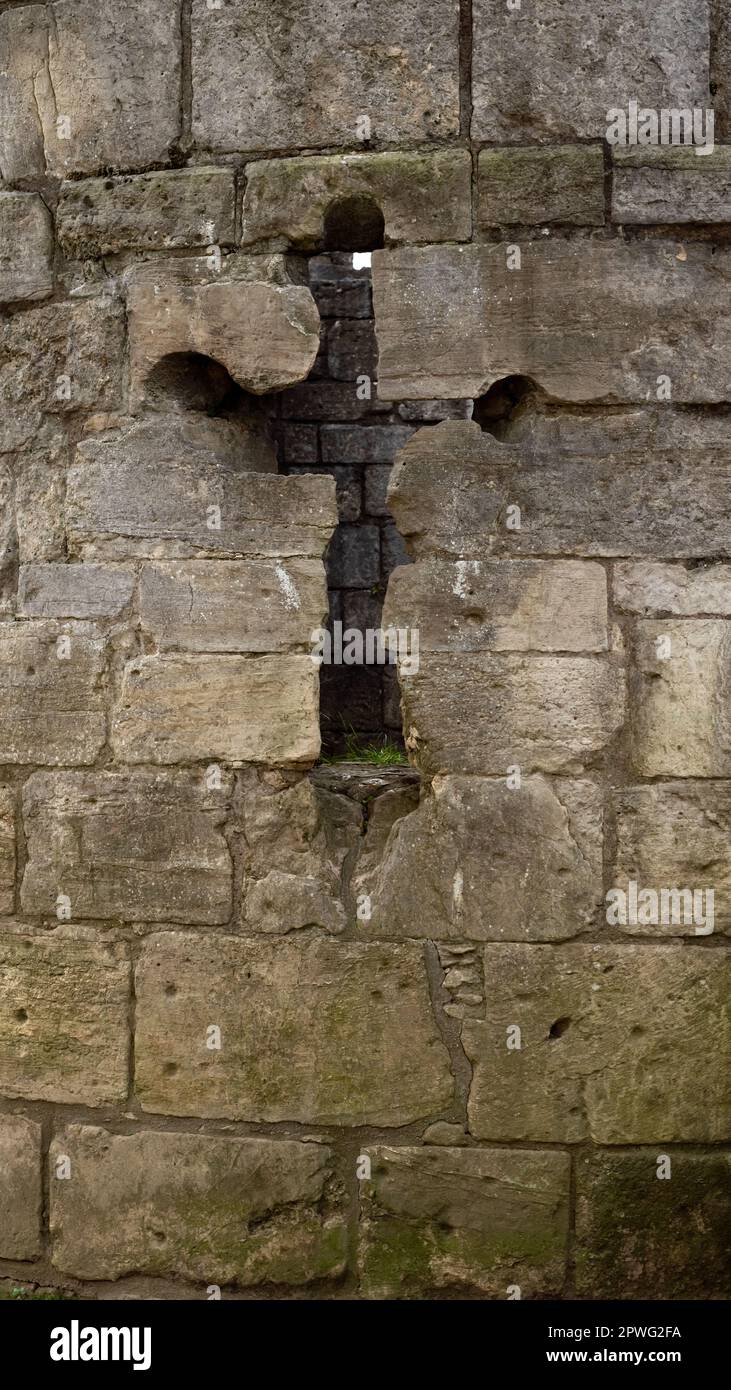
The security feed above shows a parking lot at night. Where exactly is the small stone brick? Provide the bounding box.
[0,193,54,305]
[364,466,393,518]
[280,423,319,465]
[0,1115,42,1261]
[327,320,378,382]
[327,525,380,587]
[321,425,413,465]
[289,467,362,524]
[309,255,372,318]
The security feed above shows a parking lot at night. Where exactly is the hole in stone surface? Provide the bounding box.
[15,1008,28,1022]
[323,195,385,252]
[145,351,236,413]
[473,374,541,440]
[548,1016,572,1040]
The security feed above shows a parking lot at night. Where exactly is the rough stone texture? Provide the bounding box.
[358,1147,569,1298]
[612,147,731,223]
[127,258,321,402]
[478,147,605,227]
[245,871,346,936]
[139,559,327,653]
[373,242,731,402]
[472,0,710,143]
[191,0,460,150]
[400,654,625,776]
[389,416,731,561]
[17,564,135,620]
[384,559,607,651]
[0,1115,42,1261]
[50,1126,347,1286]
[463,944,731,1143]
[612,783,731,936]
[21,771,233,925]
[0,787,16,916]
[112,654,321,767]
[0,622,107,766]
[57,169,237,257]
[66,417,337,561]
[631,620,731,776]
[354,776,603,941]
[0,6,51,181]
[575,1151,731,1299]
[0,193,53,305]
[0,934,130,1105]
[614,561,731,615]
[242,151,471,248]
[135,933,453,1125]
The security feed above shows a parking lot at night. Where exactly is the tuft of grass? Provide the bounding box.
[321,729,408,766]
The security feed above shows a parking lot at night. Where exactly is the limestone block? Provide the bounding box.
[575,1151,731,1299]
[614,562,731,616]
[463,944,731,1143]
[66,417,337,561]
[0,6,51,180]
[135,933,453,1124]
[478,147,605,227]
[354,776,602,942]
[631,620,731,776]
[112,654,321,767]
[126,257,320,402]
[57,168,237,257]
[239,769,361,885]
[21,770,233,925]
[242,151,471,248]
[358,1146,569,1298]
[0,934,130,1104]
[0,786,16,916]
[18,564,135,620]
[400,654,625,776]
[139,559,327,653]
[388,417,731,561]
[613,147,731,223]
[50,1126,346,1286]
[384,559,607,652]
[244,871,345,935]
[0,1116,42,1261]
[12,424,68,564]
[0,194,53,305]
[191,0,460,151]
[472,0,710,143]
[373,241,731,401]
[613,782,731,935]
[0,621,106,766]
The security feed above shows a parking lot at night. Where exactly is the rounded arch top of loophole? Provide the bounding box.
[144,351,237,414]
[323,193,385,253]
[473,375,543,440]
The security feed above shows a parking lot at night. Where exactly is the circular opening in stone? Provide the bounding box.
[323,194,385,253]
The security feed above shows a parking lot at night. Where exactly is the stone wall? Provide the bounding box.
[0,0,729,1301]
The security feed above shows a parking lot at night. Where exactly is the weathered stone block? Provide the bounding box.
[373,242,731,401]
[363,467,391,518]
[139,559,326,654]
[327,320,377,382]
[112,655,320,766]
[280,424,318,466]
[239,768,361,886]
[309,254,372,318]
[0,194,53,305]
[10,424,68,566]
[358,1146,569,1298]
[0,786,16,916]
[18,564,135,620]
[66,417,337,561]
[327,525,380,587]
[0,6,51,181]
[0,622,106,766]
[192,0,460,151]
[290,466,362,523]
[389,417,731,561]
[575,1151,731,1299]
[57,168,236,257]
[472,0,710,143]
[0,934,130,1105]
[613,147,731,223]
[322,424,413,465]
[21,770,233,926]
[242,151,471,248]
[127,258,320,402]
[0,1115,42,1261]
[385,559,607,651]
[613,783,731,935]
[401,654,624,776]
[631,620,731,776]
[614,561,731,615]
[50,1126,347,1286]
[135,933,453,1124]
[464,944,731,1142]
[478,147,605,226]
[355,775,602,941]
[245,871,345,935]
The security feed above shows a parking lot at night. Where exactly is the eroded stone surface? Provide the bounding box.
[613,147,731,223]
[0,622,106,766]
[21,770,233,925]
[58,168,236,257]
[0,934,130,1105]
[0,787,16,917]
[478,147,604,227]
[358,1146,569,1298]
[464,944,731,1143]
[135,933,453,1124]
[614,562,731,615]
[139,559,327,653]
[50,1126,347,1285]
[631,620,731,776]
[0,193,53,305]
[0,1115,42,1261]
[18,564,135,620]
